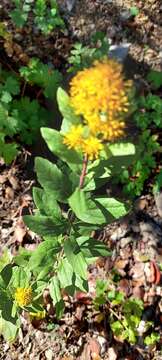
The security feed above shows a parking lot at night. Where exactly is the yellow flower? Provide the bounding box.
[15,287,32,307]
[30,310,46,320]
[82,136,103,160]
[70,59,132,140]
[63,124,84,149]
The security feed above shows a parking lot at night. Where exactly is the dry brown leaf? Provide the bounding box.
[132,286,145,300]
[75,305,85,321]
[129,262,145,280]
[89,338,101,357]
[13,218,27,243]
[0,174,7,184]
[118,279,130,297]
[8,174,20,190]
[107,347,118,360]
[5,186,14,200]
[114,259,128,270]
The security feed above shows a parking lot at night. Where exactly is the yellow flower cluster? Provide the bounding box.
[15,287,33,307]
[63,59,132,159]
[63,125,103,160]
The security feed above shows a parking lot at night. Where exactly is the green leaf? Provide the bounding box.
[20,59,62,98]
[9,267,31,288]
[0,142,18,164]
[33,187,62,220]
[57,88,80,125]
[13,248,32,267]
[10,9,28,27]
[77,236,111,258]
[94,197,128,219]
[0,289,19,341]
[49,277,64,318]
[1,91,12,103]
[130,6,139,16]
[33,187,45,214]
[35,157,72,202]
[0,314,19,342]
[57,258,74,289]
[0,264,13,288]
[108,142,135,157]
[144,332,160,346]
[147,70,162,89]
[4,76,20,95]
[24,214,66,237]
[69,188,107,225]
[69,189,128,225]
[41,128,82,172]
[64,237,87,279]
[0,249,12,272]
[28,240,61,271]
[58,258,88,293]
[111,320,123,336]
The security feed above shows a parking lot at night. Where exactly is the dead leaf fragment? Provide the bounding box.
[8,174,19,190]
[13,218,27,243]
[107,347,118,360]
[89,338,101,359]
[0,174,7,184]
[5,186,14,200]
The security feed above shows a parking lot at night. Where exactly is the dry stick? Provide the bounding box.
[21,81,27,97]
[79,154,88,189]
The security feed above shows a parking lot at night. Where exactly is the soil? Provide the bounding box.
[0,0,162,359]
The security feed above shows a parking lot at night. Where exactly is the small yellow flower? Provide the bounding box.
[82,136,103,160]
[15,287,32,307]
[63,124,84,149]
[30,310,46,320]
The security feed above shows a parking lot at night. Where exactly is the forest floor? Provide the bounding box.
[0,0,162,359]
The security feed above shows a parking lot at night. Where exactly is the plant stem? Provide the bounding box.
[79,154,88,189]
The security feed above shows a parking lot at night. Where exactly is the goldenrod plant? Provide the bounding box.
[0,59,136,341]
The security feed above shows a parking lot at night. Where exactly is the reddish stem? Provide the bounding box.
[79,154,88,189]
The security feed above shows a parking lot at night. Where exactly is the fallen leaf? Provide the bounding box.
[75,305,85,321]
[89,338,101,358]
[107,347,118,360]
[8,174,20,190]
[114,259,129,270]
[132,286,145,300]
[118,279,130,296]
[5,186,14,200]
[13,218,27,243]
[75,292,92,304]
[0,174,7,184]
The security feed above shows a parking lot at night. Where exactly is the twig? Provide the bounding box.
[21,81,27,97]
[79,154,88,189]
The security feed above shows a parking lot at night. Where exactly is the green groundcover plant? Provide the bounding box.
[0,66,50,163]
[10,0,65,34]
[116,68,162,198]
[0,58,63,164]
[94,279,160,346]
[0,59,137,342]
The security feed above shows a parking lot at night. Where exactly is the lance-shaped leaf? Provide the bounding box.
[33,187,62,220]
[35,157,72,202]
[57,87,80,125]
[41,128,82,172]
[24,214,67,237]
[69,188,128,224]
[49,277,64,318]
[28,240,61,271]
[64,237,87,279]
